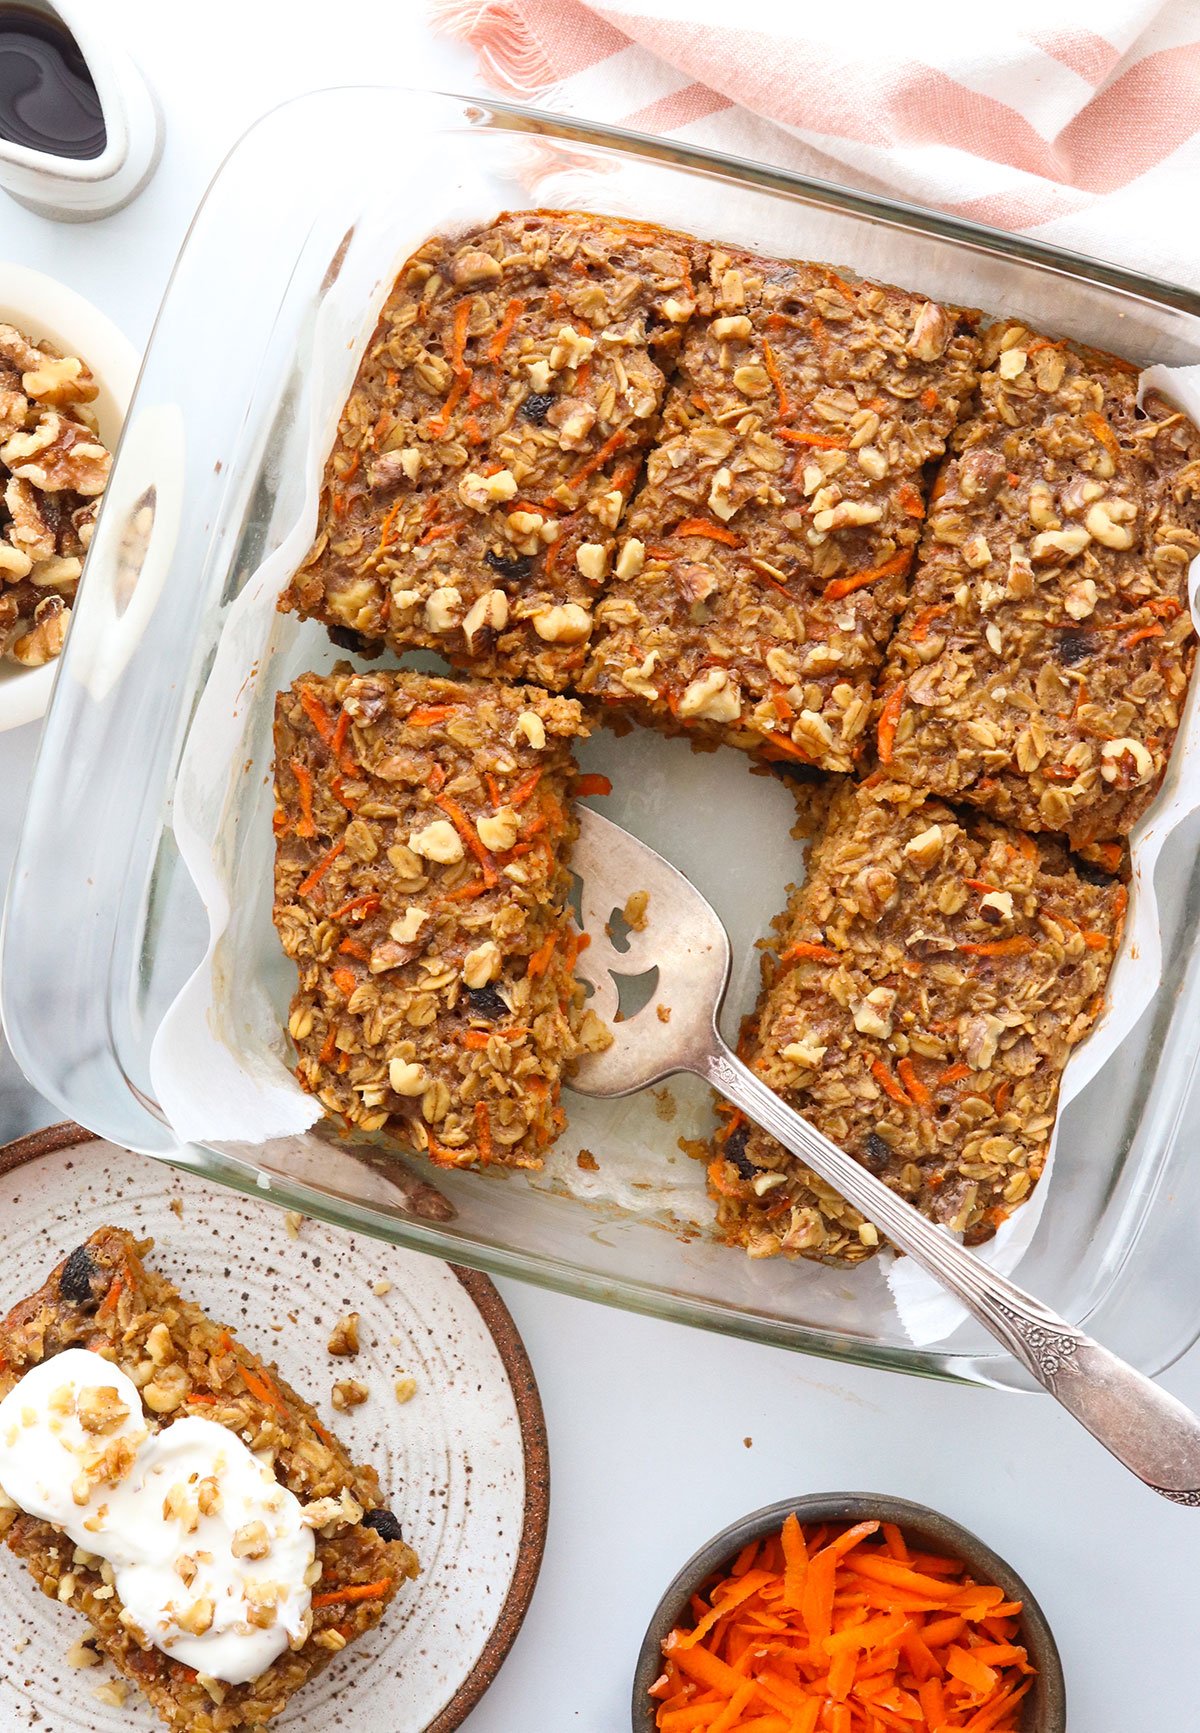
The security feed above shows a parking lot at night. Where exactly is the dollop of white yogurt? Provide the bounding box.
[0,1347,315,1684]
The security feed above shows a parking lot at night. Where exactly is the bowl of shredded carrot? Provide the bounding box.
[633,1494,1064,1733]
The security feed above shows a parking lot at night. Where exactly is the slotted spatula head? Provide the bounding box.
[569,806,731,1097]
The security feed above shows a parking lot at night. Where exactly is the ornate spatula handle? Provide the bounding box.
[708,1043,1200,1504]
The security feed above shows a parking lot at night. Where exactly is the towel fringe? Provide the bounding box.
[430,0,557,99]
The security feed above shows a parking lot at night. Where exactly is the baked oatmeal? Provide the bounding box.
[581,244,980,771]
[708,778,1125,1263]
[0,320,111,666]
[273,667,606,1167]
[877,326,1200,846]
[0,1227,418,1733]
[280,211,696,689]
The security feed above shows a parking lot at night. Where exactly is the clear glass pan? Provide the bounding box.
[7,87,1200,1391]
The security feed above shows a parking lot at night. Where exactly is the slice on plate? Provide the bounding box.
[273,667,607,1168]
[280,210,697,689]
[708,778,1125,1262]
[581,244,980,771]
[876,327,1200,846]
[0,1226,418,1732]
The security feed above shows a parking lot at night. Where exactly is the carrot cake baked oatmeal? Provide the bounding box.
[0,1227,418,1732]
[709,779,1125,1263]
[281,210,696,689]
[581,244,980,771]
[877,325,1200,846]
[273,667,605,1167]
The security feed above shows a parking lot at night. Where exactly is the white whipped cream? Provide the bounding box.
[0,1348,315,1684]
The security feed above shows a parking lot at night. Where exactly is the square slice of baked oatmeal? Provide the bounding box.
[877,327,1200,846]
[0,1227,417,1733]
[280,211,697,689]
[708,779,1125,1262]
[580,245,980,771]
[274,668,605,1166]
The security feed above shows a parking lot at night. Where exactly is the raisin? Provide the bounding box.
[724,1124,757,1181]
[465,985,509,1020]
[361,1508,404,1544]
[59,1245,101,1307]
[327,625,381,657]
[769,761,824,786]
[520,392,554,425]
[484,548,534,582]
[862,1131,892,1174]
[1072,854,1118,887]
[1054,629,1097,667]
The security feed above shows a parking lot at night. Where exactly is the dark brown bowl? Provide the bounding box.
[632,1493,1065,1733]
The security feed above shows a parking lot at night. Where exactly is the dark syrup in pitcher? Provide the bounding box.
[0,5,104,159]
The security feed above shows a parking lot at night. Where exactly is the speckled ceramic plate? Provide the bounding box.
[0,1124,548,1732]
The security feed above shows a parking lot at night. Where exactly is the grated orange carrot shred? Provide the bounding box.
[651,1517,1034,1732]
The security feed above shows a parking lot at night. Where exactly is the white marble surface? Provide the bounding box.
[0,5,1197,1728]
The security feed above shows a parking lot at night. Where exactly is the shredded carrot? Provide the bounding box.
[298,838,346,898]
[299,686,336,747]
[871,1058,912,1107]
[526,932,559,978]
[332,966,358,998]
[823,549,912,602]
[239,1364,287,1414]
[896,1058,931,1108]
[909,603,948,643]
[876,684,905,764]
[939,1062,971,1086]
[897,483,926,518]
[290,759,316,838]
[993,1079,1012,1114]
[777,426,848,450]
[762,340,790,420]
[568,428,627,488]
[1080,929,1110,949]
[1120,623,1165,649]
[779,940,839,965]
[673,517,743,548]
[1084,410,1120,458]
[920,386,939,411]
[574,772,613,798]
[958,936,1036,958]
[487,297,524,361]
[375,498,403,554]
[331,893,379,923]
[474,1100,493,1162]
[97,1274,124,1318]
[311,1579,392,1610]
[434,792,498,887]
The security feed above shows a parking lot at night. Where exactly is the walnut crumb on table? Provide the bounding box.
[284,1210,304,1240]
[327,1311,361,1357]
[371,1278,392,1298]
[393,1377,417,1405]
[331,1379,370,1411]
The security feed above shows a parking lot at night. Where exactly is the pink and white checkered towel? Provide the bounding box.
[431,0,1200,285]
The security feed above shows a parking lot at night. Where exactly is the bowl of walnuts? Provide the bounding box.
[0,263,138,729]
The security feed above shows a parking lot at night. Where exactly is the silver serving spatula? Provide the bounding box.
[569,805,1200,1504]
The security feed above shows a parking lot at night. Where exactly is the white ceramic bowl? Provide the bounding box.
[0,262,139,731]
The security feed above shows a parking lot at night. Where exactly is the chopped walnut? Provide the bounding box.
[331,1378,370,1411]
[327,1312,361,1357]
[0,321,111,668]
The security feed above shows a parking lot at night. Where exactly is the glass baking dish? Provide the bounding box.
[7,87,1200,1392]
